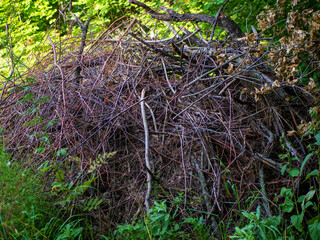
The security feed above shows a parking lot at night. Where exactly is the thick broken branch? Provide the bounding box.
[129,0,244,38]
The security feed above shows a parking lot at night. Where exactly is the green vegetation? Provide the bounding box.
[0,143,88,239]
[112,201,210,239]
[0,142,210,239]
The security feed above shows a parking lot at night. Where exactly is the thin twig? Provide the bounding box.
[209,0,230,41]
[47,36,66,107]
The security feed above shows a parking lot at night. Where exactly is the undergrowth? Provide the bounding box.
[0,142,90,239]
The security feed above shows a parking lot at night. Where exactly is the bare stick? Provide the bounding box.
[141,88,152,212]
[161,58,176,94]
[67,9,92,80]
[191,155,220,237]
[47,36,66,107]
[259,167,272,217]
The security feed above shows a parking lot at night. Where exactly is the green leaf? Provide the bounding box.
[291,214,304,232]
[300,153,314,176]
[281,198,294,213]
[20,93,35,103]
[106,151,117,158]
[306,170,319,180]
[87,198,93,206]
[216,0,225,4]
[23,116,41,127]
[36,96,50,104]
[41,136,49,142]
[202,2,215,11]
[315,132,320,145]
[57,148,68,157]
[309,220,320,240]
[280,187,293,198]
[174,223,179,231]
[281,163,288,175]
[297,195,306,203]
[47,119,57,127]
[289,168,299,177]
[71,227,83,237]
[55,170,65,181]
[263,215,281,227]
[304,201,313,210]
[40,166,51,173]
[95,199,103,208]
[305,190,316,201]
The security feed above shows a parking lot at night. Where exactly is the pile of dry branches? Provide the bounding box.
[0,0,318,236]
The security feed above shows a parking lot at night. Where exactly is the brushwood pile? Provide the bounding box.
[0,1,319,235]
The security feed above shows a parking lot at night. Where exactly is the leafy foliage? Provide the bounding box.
[0,144,46,238]
[113,200,210,240]
[0,0,60,76]
[231,206,282,239]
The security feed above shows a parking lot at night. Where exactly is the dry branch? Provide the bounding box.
[129,0,244,38]
[140,88,152,212]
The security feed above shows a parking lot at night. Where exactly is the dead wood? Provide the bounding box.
[129,0,244,39]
